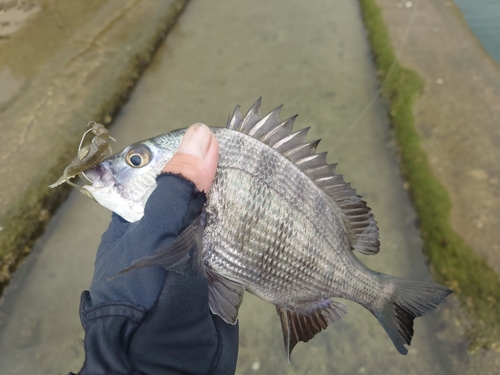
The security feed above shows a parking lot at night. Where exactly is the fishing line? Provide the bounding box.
[79,121,97,151]
[331,0,418,151]
[79,121,98,183]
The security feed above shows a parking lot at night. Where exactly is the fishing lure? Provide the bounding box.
[49,122,116,198]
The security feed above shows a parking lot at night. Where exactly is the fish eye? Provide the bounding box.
[125,145,151,168]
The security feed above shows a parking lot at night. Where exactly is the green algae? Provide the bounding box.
[358,0,500,350]
[0,179,71,294]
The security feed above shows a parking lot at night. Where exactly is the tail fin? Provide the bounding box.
[369,276,452,354]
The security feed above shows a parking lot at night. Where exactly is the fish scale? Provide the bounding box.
[213,129,345,251]
[205,128,377,312]
[80,99,452,361]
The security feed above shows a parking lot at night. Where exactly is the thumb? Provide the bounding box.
[162,123,219,192]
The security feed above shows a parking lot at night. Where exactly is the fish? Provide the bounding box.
[81,98,452,360]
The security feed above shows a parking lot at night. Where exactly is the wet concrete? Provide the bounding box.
[0,1,41,38]
[0,0,108,104]
[374,0,500,277]
[0,0,189,293]
[0,0,469,374]
[369,0,500,370]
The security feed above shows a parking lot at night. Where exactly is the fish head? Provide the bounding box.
[83,130,185,222]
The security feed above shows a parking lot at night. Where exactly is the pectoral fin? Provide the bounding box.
[113,213,205,278]
[205,268,245,324]
[276,299,348,362]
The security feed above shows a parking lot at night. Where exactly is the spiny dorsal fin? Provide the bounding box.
[237,97,262,133]
[226,99,380,255]
[226,104,242,130]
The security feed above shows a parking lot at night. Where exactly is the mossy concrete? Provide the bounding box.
[359,0,500,366]
[0,0,190,295]
[0,0,464,373]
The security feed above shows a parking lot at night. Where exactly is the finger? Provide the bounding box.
[162,123,219,192]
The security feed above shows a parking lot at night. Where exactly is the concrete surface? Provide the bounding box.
[0,0,474,374]
[374,0,500,277]
[369,0,500,369]
[0,0,189,293]
[0,0,498,374]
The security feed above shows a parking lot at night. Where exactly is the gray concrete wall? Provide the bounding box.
[0,0,468,373]
[0,0,189,292]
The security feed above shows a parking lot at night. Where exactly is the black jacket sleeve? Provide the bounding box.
[72,174,239,375]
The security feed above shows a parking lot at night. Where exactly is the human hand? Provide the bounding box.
[163,123,219,192]
[89,123,218,308]
[75,124,238,375]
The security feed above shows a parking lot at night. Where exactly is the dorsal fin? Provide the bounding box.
[226,104,242,130]
[237,97,262,133]
[226,99,380,255]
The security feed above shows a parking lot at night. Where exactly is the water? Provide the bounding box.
[455,0,500,65]
[0,0,466,374]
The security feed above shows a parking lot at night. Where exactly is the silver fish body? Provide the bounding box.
[204,127,375,305]
[83,99,451,360]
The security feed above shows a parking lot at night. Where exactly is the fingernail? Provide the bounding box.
[177,123,212,158]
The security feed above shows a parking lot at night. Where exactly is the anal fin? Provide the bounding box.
[206,268,245,325]
[276,299,348,362]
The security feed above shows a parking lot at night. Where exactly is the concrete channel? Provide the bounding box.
[0,0,474,373]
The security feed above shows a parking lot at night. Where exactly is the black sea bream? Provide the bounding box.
[83,99,451,360]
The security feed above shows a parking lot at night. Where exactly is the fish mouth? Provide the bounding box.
[82,164,117,191]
